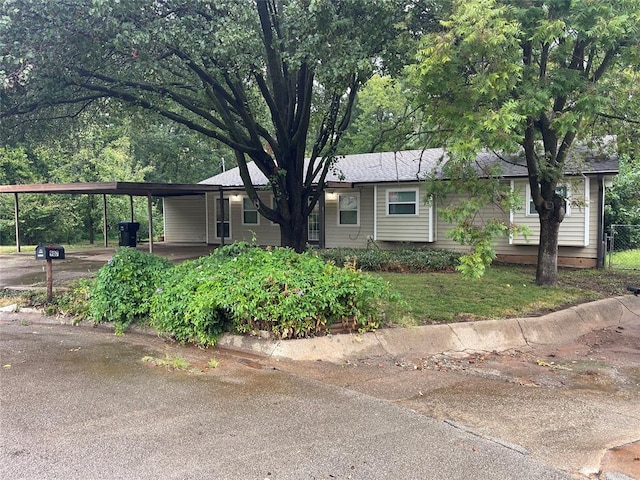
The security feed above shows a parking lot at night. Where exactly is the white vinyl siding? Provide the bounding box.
[431,178,600,263]
[433,192,508,251]
[375,184,434,242]
[324,188,374,248]
[511,178,590,247]
[162,196,206,243]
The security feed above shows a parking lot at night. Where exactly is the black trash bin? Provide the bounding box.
[117,221,140,247]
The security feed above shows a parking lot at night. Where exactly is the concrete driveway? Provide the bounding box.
[0,320,570,480]
[0,244,215,290]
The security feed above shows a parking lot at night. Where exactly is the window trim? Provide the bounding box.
[386,188,419,216]
[241,196,260,226]
[308,203,320,242]
[525,183,571,217]
[337,192,360,227]
[214,197,231,240]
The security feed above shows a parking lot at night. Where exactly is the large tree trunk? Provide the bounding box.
[535,194,565,286]
[280,215,308,253]
[536,215,561,286]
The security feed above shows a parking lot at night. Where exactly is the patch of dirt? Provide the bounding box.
[598,441,640,479]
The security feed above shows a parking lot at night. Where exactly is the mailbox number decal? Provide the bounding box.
[48,250,60,258]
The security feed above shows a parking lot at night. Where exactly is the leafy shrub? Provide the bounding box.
[89,247,171,334]
[150,244,397,345]
[149,253,230,346]
[317,247,460,272]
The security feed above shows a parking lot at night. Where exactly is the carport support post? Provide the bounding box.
[13,193,21,253]
[102,194,108,248]
[147,193,154,254]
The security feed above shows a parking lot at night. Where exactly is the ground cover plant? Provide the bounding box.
[150,243,397,345]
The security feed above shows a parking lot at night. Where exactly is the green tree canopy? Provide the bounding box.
[0,119,154,245]
[1,0,407,252]
[338,74,426,154]
[412,0,640,285]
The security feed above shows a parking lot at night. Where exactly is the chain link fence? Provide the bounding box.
[607,224,640,269]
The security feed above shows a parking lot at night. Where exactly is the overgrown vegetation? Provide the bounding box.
[150,243,397,345]
[7,244,639,340]
[89,248,171,334]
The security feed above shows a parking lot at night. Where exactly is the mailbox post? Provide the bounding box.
[35,245,65,302]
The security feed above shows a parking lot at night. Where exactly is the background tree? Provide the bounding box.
[597,66,640,240]
[338,74,426,155]
[0,0,404,252]
[412,0,640,285]
[605,155,640,248]
[0,123,153,245]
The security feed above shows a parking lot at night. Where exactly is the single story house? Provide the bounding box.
[162,148,618,268]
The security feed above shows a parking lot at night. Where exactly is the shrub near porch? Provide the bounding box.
[149,244,396,345]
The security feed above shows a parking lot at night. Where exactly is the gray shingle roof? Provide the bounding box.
[200,147,619,188]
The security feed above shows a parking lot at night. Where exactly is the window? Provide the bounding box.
[338,193,359,226]
[526,184,571,216]
[216,198,230,238]
[387,189,418,215]
[242,197,259,225]
[308,203,320,242]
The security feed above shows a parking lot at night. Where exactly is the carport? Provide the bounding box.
[0,181,222,253]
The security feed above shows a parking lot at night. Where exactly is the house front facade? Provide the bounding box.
[163,149,618,268]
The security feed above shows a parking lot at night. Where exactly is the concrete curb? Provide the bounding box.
[216,295,640,362]
[3,296,639,363]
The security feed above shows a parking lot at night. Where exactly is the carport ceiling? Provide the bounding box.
[0,181,222,197]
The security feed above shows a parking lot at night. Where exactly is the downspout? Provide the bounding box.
[596,175,605,268]
[219,189,225,247]
[319,191,326,249]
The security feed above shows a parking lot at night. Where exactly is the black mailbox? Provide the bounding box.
[35,244,66,260]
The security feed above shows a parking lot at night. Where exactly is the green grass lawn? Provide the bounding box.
[380,264,640,325]
[609,248,640,269]
[0,243,112,254]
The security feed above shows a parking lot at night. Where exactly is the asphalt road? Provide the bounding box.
[0,321,570,480]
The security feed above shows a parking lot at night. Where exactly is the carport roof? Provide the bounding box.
[0,181,222,196]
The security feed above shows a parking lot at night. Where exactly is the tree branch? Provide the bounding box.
[596,111,640,125]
